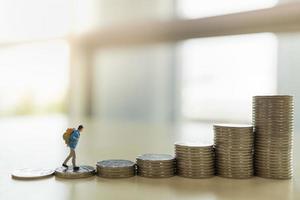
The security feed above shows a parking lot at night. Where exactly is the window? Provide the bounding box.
[0,0,71,42]
[33,0,298,124]
[0,41,69,115]
[0,0,71,116]
[178,33,277,122]
[177,0,278,19]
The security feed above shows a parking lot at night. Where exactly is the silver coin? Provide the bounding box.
[176,150,214,154]
[99,172,135,176]
[216,159,253,164]
[137,164,175,168]
[218,174,253,179]
[176,168,215,173]
[255,170,292,176]
[138,172,175,178]
[254,166,292,172]
[97,169,136,178]
[217,165,253,170]
[177,171,215,176]
[176,165,214,170]
[177,168,215,172]
[214,123,253,128]
[255,164,292,169]
[175,142,214,148]
[254,153,292,158]
[215,139,254,143]
[98,167,135,172]
[97,159,135,168]
[175,150,214,154]
[177,160,214,165]
[99,174,135,178]
[176,157,215,162]
[99,170,136,174]
[217,170,253,175]
[11,168,55,180]
[177,169,215,174]
[138,168,175,172]
[137,168,175,173]
[137,154,175,161]
[177,173,214,179]
[176,154,215,158]
[136,160,175,165]
[256,174,292,180]
[55,166,95,179]
[176,159,215,163]
[137,164,175,169]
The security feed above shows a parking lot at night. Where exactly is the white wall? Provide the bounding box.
[277,32,300,132]
[92,44,177,122]
[74,0,175,32]
[70,0,177,122]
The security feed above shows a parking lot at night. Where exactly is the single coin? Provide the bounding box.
[213,123,253,128]
[218,174,253,179]
[11,168,55,180]
[177,169,215,173]
[177,173,214,179]
[177,168,215,174]
[97,160,135,168]
[99,174,135,178]
[136,160,175,165]
[97,170,135,178]
[175,141,214,147]
[138,173,174,178]
[137,154,175,161]
[175,149,214,154]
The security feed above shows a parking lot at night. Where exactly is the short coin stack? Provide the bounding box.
[136,154,175,178]
[253,95,294,179]
[214,124,254,179]
[175,142,215,178]
[96,160,136,178]
[55,166,95,179]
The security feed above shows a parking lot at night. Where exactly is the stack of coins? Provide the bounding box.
[136,154,175,178]
[214,124,254,179]
[55,166,95,179]
[253,95,294,179]
[175,142,215,178]
[96,160,136,178]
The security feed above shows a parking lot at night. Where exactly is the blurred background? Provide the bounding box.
[0,0,299,129]
[1,1,300,199]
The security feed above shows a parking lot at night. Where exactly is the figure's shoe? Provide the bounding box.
[62,163,68,168]
[73,166,80,171]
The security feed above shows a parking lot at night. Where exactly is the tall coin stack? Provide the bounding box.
[136,154,175,178]
[96,160,136,178]
[175,142,215,178]
[214,124,254,179]
[253,95,294,179]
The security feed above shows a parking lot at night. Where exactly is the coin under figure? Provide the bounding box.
[62,125,84,171]
[55,165,95,179]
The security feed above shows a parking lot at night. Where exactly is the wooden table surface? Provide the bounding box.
[0,115,299,200]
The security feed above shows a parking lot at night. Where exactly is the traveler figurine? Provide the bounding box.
[62,125,84,171]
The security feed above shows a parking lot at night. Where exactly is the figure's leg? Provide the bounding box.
[71,149,76,167]
[63,148,73,165]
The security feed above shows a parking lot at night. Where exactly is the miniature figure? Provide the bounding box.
[62,125,84,171]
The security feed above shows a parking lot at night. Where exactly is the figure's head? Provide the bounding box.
[78,125,84,132]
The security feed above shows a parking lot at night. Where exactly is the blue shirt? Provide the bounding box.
[68,129,80,149]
